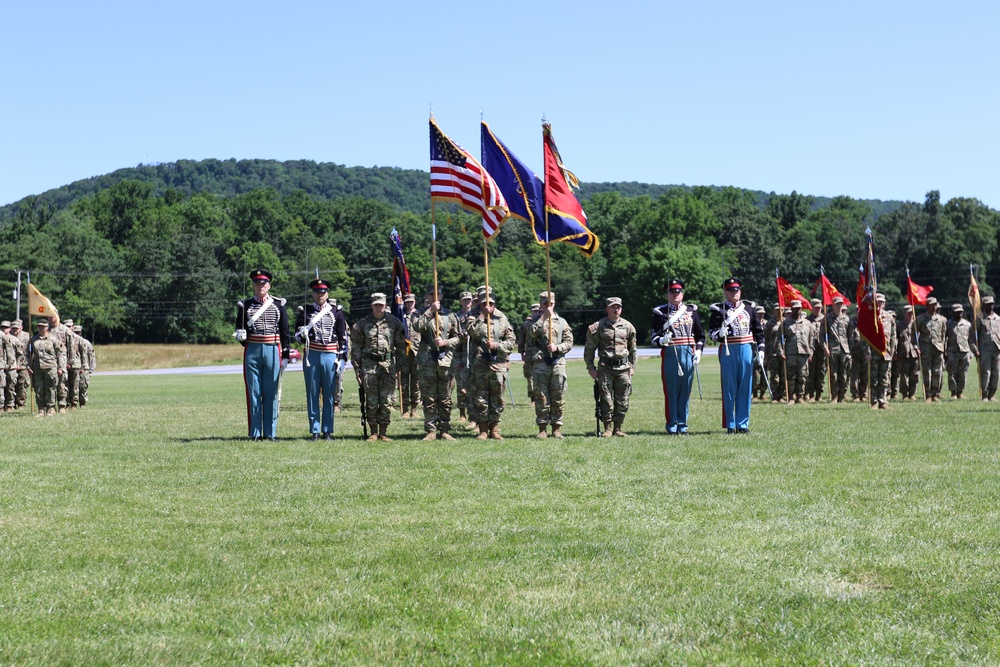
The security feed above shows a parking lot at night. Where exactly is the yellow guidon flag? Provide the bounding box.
[27,283,59,318]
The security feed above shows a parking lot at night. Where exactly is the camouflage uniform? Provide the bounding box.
[452,293,475,421]
[399,297,421,416]
[350,296,407,441]
[414,303,460,438]
[848,316,868,401]
[869,301,896,408]
[825,304,852,402]
[781,304,813,403]
[527,294,575,438]
[946,306,974,399]
[517,306,541,404]
[467,300,515,439]
[976,298,1000,400]
[48,319,74,411]
[764,307,786,401]
[11,322,30,409]
[63,319,82,408]
[29,323,66,415]
[584,299,637,436]
[895,309,920,400]
[0,323,11,409]
[916,301,948,401]
[805,303,827,400]
[752,308,768,399]
[75,327,96,406]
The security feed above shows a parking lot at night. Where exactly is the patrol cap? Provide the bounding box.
[782,308,792,316]
[403,293,415,303]
[0,320,9,328]
[925,296,938,306]
[73,325,83,333]
[903,305,913,313]
[876,293,886,303]
[460,291,473,300]
[530,303,540,311]
[833,296,844,304]
[606,297,622,307]
[64,318,74,327]
[371,292,387,305]
[539,291,554,305]
[250,269,272,282]
[983,295,996,305]
[36,319,49,328]
[722,277,742,290]
[309,278,331,291]
[790,299,802,308]
[664,279,684,292]
[952,303,964,312]
[424,285,442,297]
[11,319,22,327]
[480,293,496,304]
[810,299,822,308]
[773,302,782,310]
[754,306,766,314]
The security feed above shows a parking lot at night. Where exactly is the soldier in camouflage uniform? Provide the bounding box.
[0,320,11,410]
[848,313,868,402]
[917,296,948,402]
[974,295,1000,401]
[29,319,66,416]
[868,294,896,409]
[467,292,516,440]
[414,287,460,441]
[945,304,974,400]
[47,314,73,413]
[895,306,920,400]
[825,297,851,402]
[527,291,575,439]
[64,318,84,408]
[752,306,768,399]
[351,292,407,442]
[453,291,475,423]
[398,293,421,417]
[73,325,96,407]
[9,320,30,409]
[517,303,541,405]
[805,299,827,401]
[781,300,813,404]
[585,297,638,437]
[764,304,786,402]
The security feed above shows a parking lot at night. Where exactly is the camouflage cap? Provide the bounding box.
[810,299,822,308]
[983,295,996,305]
[73,325,83,333]
[539,291,554,305]
[36,319,49,328]
[782,308,792,316]
[790,299,802,308]
[530,303,540,311]
[11,319,22,327]
[832,296,845,304]
[480,293,496,304]
[606,297,622,307]
[925,296,938,306]
[952,303,964,312]
[876,293,886,302]
[460,291,474,300]
[0,320,9,328]
[773,302,782,310]
[403,293,416,303]
[754,306,766,314]
[64,318,74,327]
[903,305,913,313]
[371,292,387,305]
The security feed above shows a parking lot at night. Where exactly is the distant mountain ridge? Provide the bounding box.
[0,158,907,221]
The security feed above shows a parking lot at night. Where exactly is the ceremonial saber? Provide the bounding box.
[694,360,703,400]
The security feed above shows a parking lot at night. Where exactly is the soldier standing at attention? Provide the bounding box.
[805,299,827,401]
[651,279,704,435]
[0,320,12,411]
[868,294,896,409]
[453,291,475,423]
[586,297,638,437]
[235,270,290,441]
[764,304,786,402]
[517,303,541,406]
[917,296,948,402]
[752,306,768,399]
[10,320,30,410]
[295,278,348,440]
[467,292,516,440]
[351,292,407,442]
[63,318,83,409]
[826,297,852,402]
[708,278,765,434]
[781,300,813,404]
[946,303,974,400]
[895,306,920,400]
[399,293,421,418]
[973,295,1000,401]
[29,319,66,416]
[48,314,73,413]
[528,291,575,439]
[73,325,95,407]
[848,311,868,402]
[414,287,460,441]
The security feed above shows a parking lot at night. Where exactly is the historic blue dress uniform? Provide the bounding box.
[651,279,705,435]
[295,278,347,440]
[236,269,290,441]
[708,278,765,433]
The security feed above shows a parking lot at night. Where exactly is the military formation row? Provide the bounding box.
[0,315,97,415]
[756,295,1000,408]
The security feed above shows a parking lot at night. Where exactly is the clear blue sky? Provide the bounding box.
[2,0,998,209]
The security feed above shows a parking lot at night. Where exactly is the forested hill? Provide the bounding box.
[0,158,905,222]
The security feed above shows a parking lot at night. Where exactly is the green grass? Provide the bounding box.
[1,358,999,665]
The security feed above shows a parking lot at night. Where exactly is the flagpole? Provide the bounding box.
[431,205,440,337]
[971,264,983,399]
[776,268,789,403]
[821,266,833,402]
[483,238,492,343]
[907,267,926,402]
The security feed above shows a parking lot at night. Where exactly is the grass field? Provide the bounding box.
[94,344,244,372]
[2,357,999,665]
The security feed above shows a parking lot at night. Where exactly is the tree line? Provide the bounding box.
[1,162,997,345]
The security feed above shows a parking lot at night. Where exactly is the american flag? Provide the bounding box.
[430,118,508,238]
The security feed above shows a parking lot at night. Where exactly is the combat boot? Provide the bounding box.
[422,431,437,442]
[536,425,548,439]
[378,424,392,442]
[439,431,455,441]
[613,421,626,437]
[466,420,480,431]
[476,423,489,440]
[365,422,379,442]
[601,423,612,438]
[489,423,503,440]
[551,425,564,440]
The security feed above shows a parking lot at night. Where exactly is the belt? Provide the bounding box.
[247,334,280,344]
[365,351,391,361]
[669,336,695,346]
[726,335,754,344]
[309,343,339,352]
[599,358,631,369]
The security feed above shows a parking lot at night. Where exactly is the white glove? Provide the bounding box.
[693,350,702,365]
[280,358,289,372]
[233,329,247,343]
[757,351,765,366]
[657,330,673,347]
[295,326,308,343]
